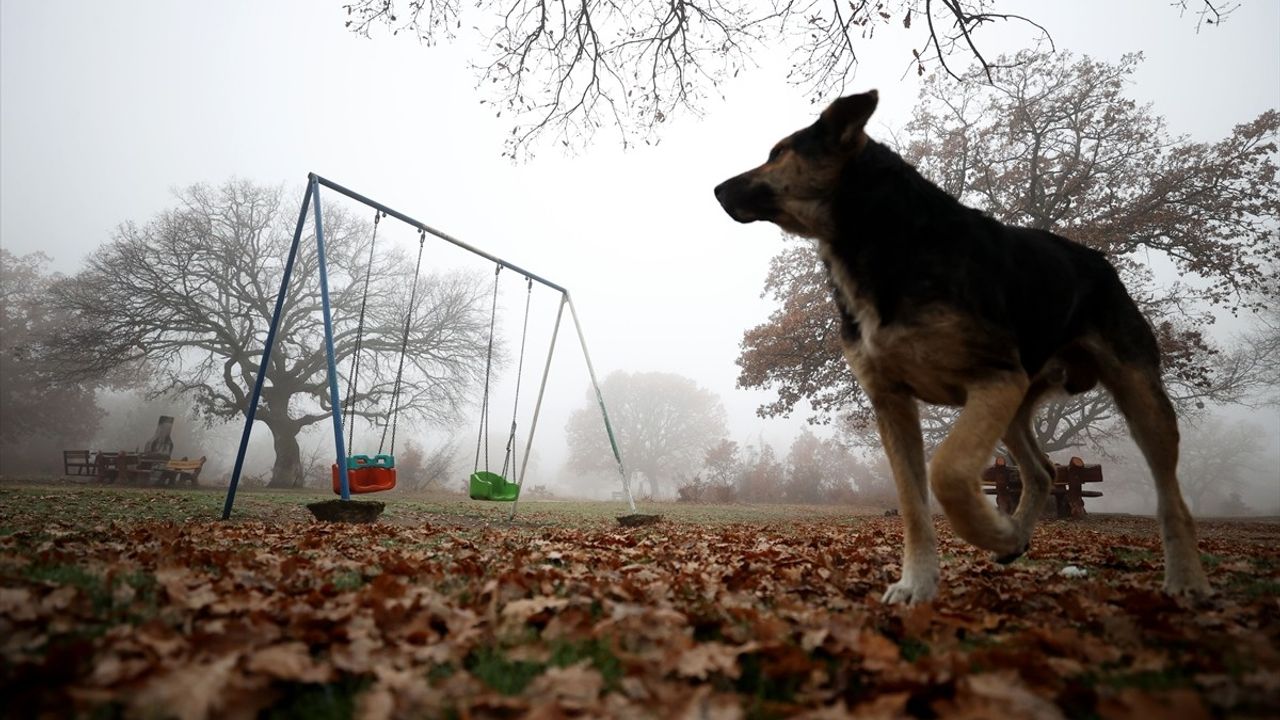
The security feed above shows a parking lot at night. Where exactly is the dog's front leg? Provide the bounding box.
[868,389,938,604]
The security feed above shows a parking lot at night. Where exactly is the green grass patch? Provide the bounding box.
[265,677,369,720]
[1110,547,1156,567]
[23,562,159,628]
[549,638,623,689]
[1091,667,1192,692]
[1225,575,1280,600]
[465,645,546,695]
[898,636,930,662]
[26,562,101,593]
[330,570,366,592]
[464,638,624,696]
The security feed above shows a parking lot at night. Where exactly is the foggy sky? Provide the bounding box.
[2,1,1277,494]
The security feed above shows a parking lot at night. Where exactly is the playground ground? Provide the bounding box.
[1,482,1277,719]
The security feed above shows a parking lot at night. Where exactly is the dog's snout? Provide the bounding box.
[714,180,730,203]
[715,173,776,224]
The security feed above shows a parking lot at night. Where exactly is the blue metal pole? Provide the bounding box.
[222,181,314,519]
[312,177,351,500]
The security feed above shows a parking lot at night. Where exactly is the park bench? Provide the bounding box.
[982,456,1103,519]
[63,450,98,477]
[159,456,206,486]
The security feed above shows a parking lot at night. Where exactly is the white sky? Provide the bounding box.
[2,1,1278,491]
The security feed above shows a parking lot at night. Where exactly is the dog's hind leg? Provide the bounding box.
[1098,360,1210,596]
[995,380,1057,562]
[868,390,939,604]
[929,375,1029,557]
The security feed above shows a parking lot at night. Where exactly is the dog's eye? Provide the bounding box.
[768,145,784,163]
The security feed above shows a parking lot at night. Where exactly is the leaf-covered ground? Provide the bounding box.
[1,485,1277,719]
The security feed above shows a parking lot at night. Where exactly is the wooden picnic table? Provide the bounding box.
[90,451,166,484]
[62,450,206,486]
[982,456,1103,519]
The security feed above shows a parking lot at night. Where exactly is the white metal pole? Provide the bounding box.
[508,294,567,521]
[565,294,636,513]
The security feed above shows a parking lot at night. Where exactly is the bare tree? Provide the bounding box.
[1240,266,1280,406]
[1177,417,1270,514]
[565,370,726,497]
[51,180,494,487]
[0,250,105,474]
[343,1,1233,157]
[737,52,1279,455]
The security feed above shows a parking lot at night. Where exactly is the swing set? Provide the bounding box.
[219,173,640,521]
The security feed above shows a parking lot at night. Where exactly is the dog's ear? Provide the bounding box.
[820,90,878,150]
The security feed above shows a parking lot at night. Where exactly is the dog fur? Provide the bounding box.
[714,90,1209,604]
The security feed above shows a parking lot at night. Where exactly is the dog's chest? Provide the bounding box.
[819,245,883,347]
[820,245,991,406]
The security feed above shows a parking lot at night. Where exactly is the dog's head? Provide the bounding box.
[714,90,879,240]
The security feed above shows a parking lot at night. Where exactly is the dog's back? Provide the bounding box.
[826,140,1160,389]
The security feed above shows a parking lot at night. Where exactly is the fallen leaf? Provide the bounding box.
[131,653,240,720]
[246,642,334,683]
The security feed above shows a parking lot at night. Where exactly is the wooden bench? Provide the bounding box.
[63,450,98,477]
[982,456,1103,519]
[160,456,206,486]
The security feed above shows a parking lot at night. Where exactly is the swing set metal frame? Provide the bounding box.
[220,173,636,520]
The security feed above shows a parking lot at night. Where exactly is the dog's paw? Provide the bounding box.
[882,577,938,605]
[992,540,1030,565]
[1163,554,1212,598]
[1164,573,1212,598]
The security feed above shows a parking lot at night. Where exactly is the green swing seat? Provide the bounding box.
[469,471,520,502]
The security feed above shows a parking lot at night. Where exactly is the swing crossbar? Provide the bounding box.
[312,175,567,295]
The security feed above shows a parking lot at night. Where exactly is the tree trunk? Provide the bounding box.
[266,422,305,488]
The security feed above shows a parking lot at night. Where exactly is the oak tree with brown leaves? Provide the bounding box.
[737,51,1280,454]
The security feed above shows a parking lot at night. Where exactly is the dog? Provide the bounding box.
[714,90,1209,604]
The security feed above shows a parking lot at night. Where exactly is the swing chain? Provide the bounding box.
[474,263,503,473]
[342,210,382,451]
[501,276,533,480]
[381,228,427,456]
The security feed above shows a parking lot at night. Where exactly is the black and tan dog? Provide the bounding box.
[714,90,1209,604]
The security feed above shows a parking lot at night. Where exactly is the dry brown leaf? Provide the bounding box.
[41,585,78,613]
[246,642,334,684]
[525,660,604,707]
[676,641,758,680]
[1097,688,1211,720]
[847,692,912,720]
[87,653,151,686]
[130,653,240,720]
[936,671,1065,720]
[671,685,745,720]
[0,587,37,621]
[501,596,569,623]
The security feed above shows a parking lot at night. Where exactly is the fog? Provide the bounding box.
[1,1,1277,512]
